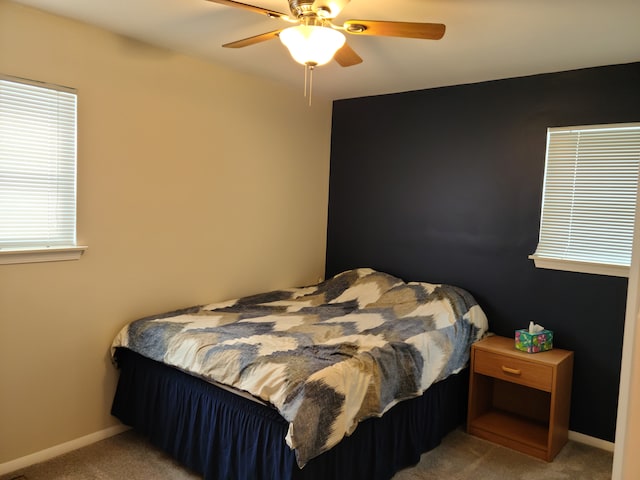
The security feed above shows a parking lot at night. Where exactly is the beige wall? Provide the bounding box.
[0,0,332,463]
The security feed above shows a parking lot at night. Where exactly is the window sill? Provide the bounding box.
[529,255,629,278]
[0,246,88,265]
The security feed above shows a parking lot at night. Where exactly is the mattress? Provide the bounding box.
[111,268,488,467]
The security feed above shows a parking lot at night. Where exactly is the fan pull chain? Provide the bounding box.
[304,64,308,98]
[303,64,315,107]
[308,65,313,107]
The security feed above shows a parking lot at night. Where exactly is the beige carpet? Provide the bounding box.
[2,428,613,480]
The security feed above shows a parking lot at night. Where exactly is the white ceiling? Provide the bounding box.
[10,0,640,100]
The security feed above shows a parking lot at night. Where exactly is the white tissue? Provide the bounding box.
[528,321,545,334]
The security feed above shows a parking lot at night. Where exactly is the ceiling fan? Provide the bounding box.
[206,0,445,104]
[206,0,446,68]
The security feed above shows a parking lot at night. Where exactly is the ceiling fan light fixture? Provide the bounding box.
[279,25,345,66]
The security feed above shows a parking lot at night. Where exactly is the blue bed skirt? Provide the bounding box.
[111,348,468,480]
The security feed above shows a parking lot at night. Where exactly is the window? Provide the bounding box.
[530,123,640,277]
[0,75,86,264]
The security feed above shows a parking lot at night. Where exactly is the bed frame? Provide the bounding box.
[111,347,468,480]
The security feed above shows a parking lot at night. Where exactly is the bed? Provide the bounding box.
[110,268,488,479]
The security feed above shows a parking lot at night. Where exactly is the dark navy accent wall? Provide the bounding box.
[326,62,640,442]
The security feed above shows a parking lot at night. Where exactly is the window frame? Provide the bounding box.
[0,74,86,265]
[529,122,640,278]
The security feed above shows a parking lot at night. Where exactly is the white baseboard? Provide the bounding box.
[0,424,130,476]
[569,430,615,452]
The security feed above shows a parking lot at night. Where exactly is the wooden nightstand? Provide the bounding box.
[467,335,574,461]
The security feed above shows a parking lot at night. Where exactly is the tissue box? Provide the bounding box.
[515,329,553,353]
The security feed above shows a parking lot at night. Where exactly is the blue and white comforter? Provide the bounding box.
[111,268,488,467]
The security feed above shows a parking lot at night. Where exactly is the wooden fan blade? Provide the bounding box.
[205,0,288,19]
[343,20,446,40]
[223,29,282,48]
[334,42,362,67]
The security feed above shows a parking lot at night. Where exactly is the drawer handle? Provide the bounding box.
[501,366,521,375]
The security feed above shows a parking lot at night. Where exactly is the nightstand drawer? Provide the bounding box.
[474,349,553,391]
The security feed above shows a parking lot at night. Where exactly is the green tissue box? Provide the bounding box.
[515,329,553,353]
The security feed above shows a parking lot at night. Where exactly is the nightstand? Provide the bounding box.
[467,335,574,461]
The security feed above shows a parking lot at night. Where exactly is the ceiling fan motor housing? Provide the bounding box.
[288,1,313,17]
[288,0,331,18]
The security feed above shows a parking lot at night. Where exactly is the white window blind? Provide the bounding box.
[0,75,78,250]
[530,123,640,277]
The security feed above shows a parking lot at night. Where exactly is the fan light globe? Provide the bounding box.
[280,25,345,66]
